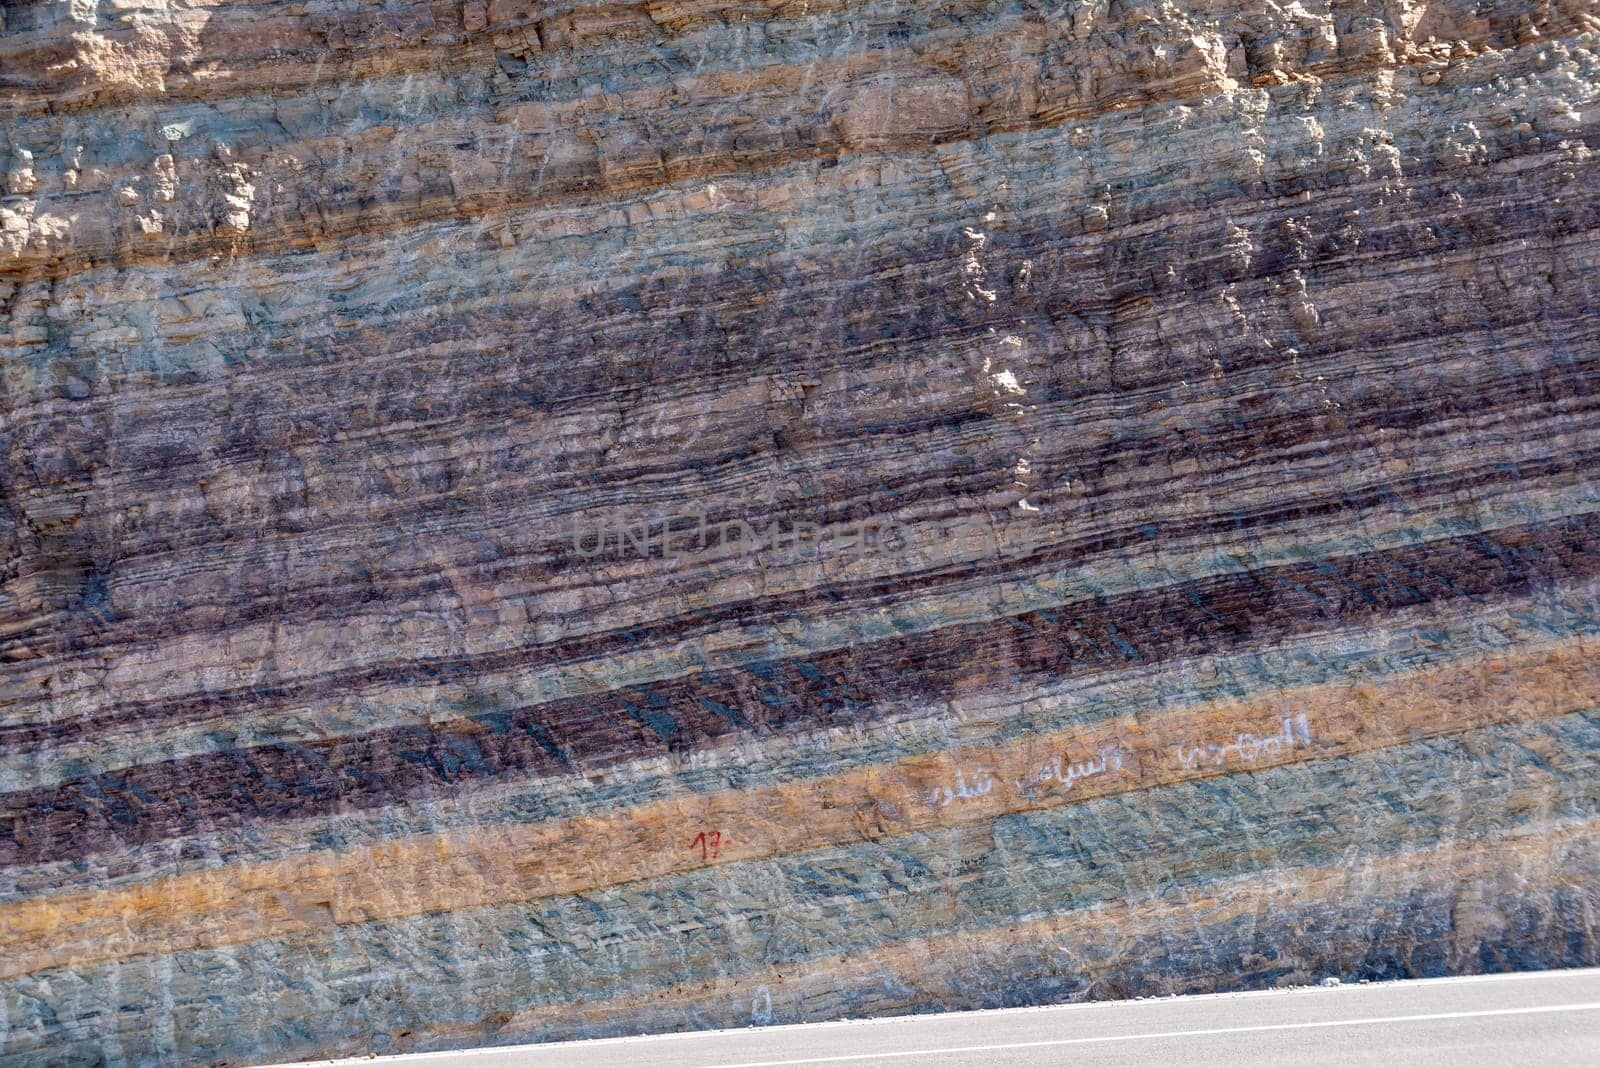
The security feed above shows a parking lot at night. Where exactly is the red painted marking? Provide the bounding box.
[691,830,723,860]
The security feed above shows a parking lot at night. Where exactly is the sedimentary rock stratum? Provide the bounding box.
[2,0,1599,1063]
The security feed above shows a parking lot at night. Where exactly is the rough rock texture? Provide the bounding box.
[3,0,1600,1063]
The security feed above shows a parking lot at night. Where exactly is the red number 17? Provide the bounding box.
[691,830,722,860]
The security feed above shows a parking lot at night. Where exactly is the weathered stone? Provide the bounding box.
[2,0,1599,1064]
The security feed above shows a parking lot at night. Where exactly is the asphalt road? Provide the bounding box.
[277,968,1600,1068]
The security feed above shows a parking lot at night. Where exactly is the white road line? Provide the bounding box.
[701,1001,1600,1067]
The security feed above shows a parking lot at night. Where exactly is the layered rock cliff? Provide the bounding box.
[3,0,1599,1063]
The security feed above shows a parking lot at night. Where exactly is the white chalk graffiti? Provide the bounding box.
[1014,745,1126,795]
[751,985,774,1026]
[1175,713,1313,770]
[922,716,1312,812]
[926,768,997,808]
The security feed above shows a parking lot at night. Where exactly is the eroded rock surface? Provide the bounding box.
[2,0,1599,1063]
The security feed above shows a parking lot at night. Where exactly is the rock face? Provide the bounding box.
[3,0,1600,1063]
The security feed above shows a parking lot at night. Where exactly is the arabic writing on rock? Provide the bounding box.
[926,768,998,808]
[921,714,1316,813]
[1174,713,1314,771]
[925,745,1129,809]
[1014,745,1126,798]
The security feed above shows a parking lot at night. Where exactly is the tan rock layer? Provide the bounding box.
[1,634,1591,983]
